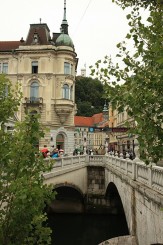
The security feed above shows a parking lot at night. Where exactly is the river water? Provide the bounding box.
[48,213,129,245]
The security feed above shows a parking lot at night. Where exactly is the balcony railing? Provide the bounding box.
[24,97,43,105]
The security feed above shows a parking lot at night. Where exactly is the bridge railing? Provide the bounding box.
[44,155,87,169]
[44,154,163,194]
[104,154,163,194]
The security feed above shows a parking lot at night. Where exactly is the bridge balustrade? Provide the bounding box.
[44,154,163,194]
[88,155,105,165]
[104,155,163,194]
[45,155,87,169]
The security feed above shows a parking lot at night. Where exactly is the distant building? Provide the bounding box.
[0,1,78,154]
[74,108,109,154]
[81,68,86,77]
[81,63,86,77]
[108,104,136,154]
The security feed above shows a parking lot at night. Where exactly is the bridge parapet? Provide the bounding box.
[44,155,87,168]
[105,155,163,195]
[88,155,106,166]
[43,154,163,194]
[43,155,87,180]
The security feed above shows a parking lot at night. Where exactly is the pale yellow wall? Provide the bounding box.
[1,43,77,150]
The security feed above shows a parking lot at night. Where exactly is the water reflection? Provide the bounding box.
[48,213,129,245]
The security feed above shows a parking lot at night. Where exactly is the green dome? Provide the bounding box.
[56,33,74,48]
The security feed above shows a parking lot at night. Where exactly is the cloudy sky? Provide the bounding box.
[1,0,133,75]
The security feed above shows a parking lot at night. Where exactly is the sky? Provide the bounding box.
[1,0,133,76]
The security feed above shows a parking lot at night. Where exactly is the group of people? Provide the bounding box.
[41,145,61,158]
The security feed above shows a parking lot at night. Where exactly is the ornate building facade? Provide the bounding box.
[0,1,78,153]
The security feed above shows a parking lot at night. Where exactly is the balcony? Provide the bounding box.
[23,97,43,110]
[54,99,74,124]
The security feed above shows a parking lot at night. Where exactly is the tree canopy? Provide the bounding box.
[75,76,106,116]
[90,1,163,163]
[112,0,162,8]
[0,74,54,244]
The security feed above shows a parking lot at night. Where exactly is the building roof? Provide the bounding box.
[25,23,51,45]
[74,116,93,127]
[0,41,22,51]
[0,2,75,50]
[56,33,74,48]
[74,113,108,127]
[92,113,103,125]
[0,23,51,51]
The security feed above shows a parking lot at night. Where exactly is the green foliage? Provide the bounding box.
[0,75,54,244]
[0,74,21,125]
[112,0,162,9]
[75,76,106,116]
[90,3,163,163]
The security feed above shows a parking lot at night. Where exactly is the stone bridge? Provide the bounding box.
[43,154,163,245]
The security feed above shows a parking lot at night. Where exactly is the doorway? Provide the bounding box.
[56,133,64,151]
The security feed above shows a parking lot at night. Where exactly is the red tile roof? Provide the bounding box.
[0,41,22,51]
[0,23,51,51]
[92,113,103,125]
[74,113,107,127]
[74,116,93,127]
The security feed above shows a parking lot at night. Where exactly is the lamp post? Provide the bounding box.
[105,140,108,155]
[83,134,87,155]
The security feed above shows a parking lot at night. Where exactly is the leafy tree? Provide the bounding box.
[90,2,163,163]
[75,76,106,116]
[0,74,21,124]
[112,0,162,8]
[0,74,54,245]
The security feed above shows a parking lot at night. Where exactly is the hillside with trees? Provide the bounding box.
[75,76,106,117]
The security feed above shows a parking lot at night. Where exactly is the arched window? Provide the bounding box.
[30,81,39,102]
[56,134,64,151]
[63,84,69,99]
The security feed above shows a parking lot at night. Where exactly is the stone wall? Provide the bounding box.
[98,235,137,245]
[105,165,163,245]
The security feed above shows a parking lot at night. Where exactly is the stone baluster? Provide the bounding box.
[105,141,108,156]
[133,138,140,163]
[115,151,118,158]
[120,152,123,159]
[126,152,130,160]
[132,138,141,180]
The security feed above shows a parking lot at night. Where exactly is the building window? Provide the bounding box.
[33,33,39,44]
[70,85,73,100]
[64,62,72,75]
[32,61,38,74]
[63,84,69,99]
[71,64,73,75]
[0,63,8,74]
[30,81,39,102]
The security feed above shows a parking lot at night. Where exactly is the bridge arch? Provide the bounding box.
[48,182,85,213]
[54,182,84,198]
[105,182,127,215]
[105,170,136,237]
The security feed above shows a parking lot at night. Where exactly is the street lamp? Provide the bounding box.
[105,140,108,155]
[83,134,87,155]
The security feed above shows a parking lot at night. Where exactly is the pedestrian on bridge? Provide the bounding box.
[51,148,60,158]
[41,145,49,158]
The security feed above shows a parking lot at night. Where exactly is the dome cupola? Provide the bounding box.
[56,33,74,48]
[55,0,74,49]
